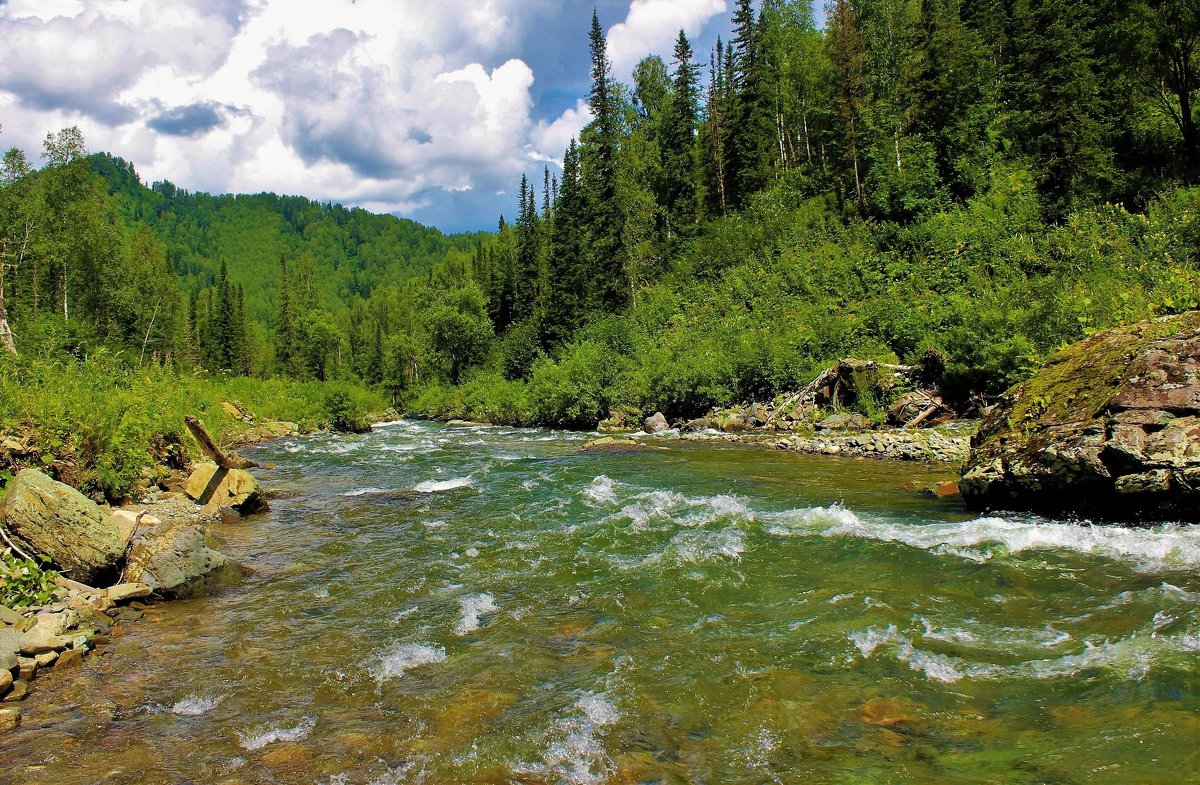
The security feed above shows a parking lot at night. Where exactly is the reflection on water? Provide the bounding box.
[2,420,1197,784]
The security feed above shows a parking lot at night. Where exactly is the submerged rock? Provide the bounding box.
[123,516,241,599]
[961,311,1200,521]
[0,469,124,584]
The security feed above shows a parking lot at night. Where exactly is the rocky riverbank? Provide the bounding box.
[0,462,262,727]
[595,405,976,465]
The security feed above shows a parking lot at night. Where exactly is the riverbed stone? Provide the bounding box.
[105,583,153,604]
[32,650,57,667]
[20,626,66,655]
[0,649,16,672]
[54,647,83,669]
[123,517,242,599]
[184,463,267,515]
[0,708,19,732]
[816,413,870,431]
[0,606,20,626]
[0,468,125,584]
[961,311,1200,521]
[4,680,27,701]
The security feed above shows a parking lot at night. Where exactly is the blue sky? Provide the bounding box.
[0,1,812,233]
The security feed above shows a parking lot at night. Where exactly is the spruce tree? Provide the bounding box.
[664,30,700,237]
[585,10,628,312]
[728,0,778,207]
[544,140,587,347]
[276,258,296,376]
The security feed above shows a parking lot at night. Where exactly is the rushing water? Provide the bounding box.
[2,420,1198,785]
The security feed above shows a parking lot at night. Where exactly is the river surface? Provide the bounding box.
[2,420,1198,784]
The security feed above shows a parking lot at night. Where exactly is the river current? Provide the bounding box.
[2,420,1198,784]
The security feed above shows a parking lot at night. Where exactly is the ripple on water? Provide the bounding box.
[768,504,1200,572]
[849,618,1200,684]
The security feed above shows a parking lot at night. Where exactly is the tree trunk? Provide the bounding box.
[0,306,15,355]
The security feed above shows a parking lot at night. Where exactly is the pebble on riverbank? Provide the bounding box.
[673,424,975,465]
[0,580,155,728]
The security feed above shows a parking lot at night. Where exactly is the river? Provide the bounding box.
[2,420,1197,784]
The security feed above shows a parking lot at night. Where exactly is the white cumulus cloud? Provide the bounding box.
[607,0,727,79]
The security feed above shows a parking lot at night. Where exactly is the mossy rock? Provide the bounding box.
[961,311,1200,521]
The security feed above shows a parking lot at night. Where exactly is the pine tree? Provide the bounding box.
[1008,0,1111,217]
[513,174,540,319]
[276,258,297,376]
[544,139,587,347]
[827,0,871,210]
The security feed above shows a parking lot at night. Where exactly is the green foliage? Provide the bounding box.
[0,353,386,498]
[0,550,58,609]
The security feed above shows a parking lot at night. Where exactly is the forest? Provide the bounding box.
[1,0,1199,464]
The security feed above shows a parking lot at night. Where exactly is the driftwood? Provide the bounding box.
[765,351,950,429]
[184,416,255,470]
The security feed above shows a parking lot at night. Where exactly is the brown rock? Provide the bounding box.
[54,647,84,670]
[931,481,961,498]
[4,680,28,702]
[184,463,267,515]
[0,708,19,732]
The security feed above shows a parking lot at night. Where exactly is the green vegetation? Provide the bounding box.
[403,1,1200,428]
[0,550,58,609]
[4,0,1200,458]
[0,355,387,500]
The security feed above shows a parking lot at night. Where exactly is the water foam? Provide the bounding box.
[413,477,473,493]
[672,526,747,563]
[850,620,1200,684]
[237,716,317,750]
[770,505,1200,573]
[583,476,619,505]
[454,593,498,635]
[342,487,390,497]
[370,642,447,681]
[519,693,621,785]
[610,487,755,531]
[148,693,225,716]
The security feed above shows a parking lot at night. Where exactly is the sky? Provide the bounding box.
[0,0,781,233]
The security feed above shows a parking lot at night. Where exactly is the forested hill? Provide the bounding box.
[90,153,485,328]
[3,0,1200,432]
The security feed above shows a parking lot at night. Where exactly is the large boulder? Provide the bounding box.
[643,412,670,434]
[122,515,241,599]
[184,462,267,515]
[0,469,124,584]
[961,311,1200,521]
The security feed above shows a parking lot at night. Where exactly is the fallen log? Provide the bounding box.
[184,416,256,470]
